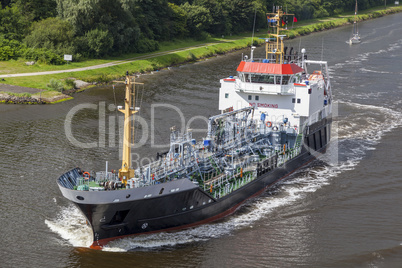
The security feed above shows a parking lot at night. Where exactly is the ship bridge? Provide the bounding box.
[234,60,305,95]
[218,6,332,136]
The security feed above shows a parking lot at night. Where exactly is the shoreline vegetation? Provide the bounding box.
[1,4,401,104]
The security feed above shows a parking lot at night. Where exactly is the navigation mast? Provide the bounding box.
[266,7,294,64]
[354,0,358,35]
[115,72,142,185]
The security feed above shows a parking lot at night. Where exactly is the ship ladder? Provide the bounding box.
[294,134,303,148]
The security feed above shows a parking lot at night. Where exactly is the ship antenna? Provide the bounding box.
[251,7,257,47]
[321,38,324,62]
[265,6,293,64]
[298,37,302,63]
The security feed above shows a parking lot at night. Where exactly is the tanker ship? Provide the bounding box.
[57,7,333,249]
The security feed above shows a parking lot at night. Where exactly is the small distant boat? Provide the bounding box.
[349,0,361,44]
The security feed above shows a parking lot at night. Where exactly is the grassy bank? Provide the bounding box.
[1,37,265,90]
[0,4,401,103]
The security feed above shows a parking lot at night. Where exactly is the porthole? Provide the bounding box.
[190,205,194,209]
[141,223,148,229]
[126,194,131,198]
[76,196,84,200]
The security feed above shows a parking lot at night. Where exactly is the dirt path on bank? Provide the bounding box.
[0,41,236,78]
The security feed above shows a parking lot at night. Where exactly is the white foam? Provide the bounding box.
[386,37,402,51]
[359,68,391,74]
[331,42,399,71]
[336,101,402,142]
[45,205,93,248]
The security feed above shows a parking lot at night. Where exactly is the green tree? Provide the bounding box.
[223,0,256,33]
[1,0,12,7]
[133,0,171,41]
[167,3,188,38]
[13,0,57,21]
[0,37,25,60]
[24,17,75,53]
[193,0,228,35]
[56,0,142,54]
[181,2,213,38]
[83,28,114,57]
[0,4,30,41]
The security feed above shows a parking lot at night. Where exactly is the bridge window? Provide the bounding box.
[297,99,301,103]
[255,96,259,101]
[248,74,276,84]
[292,98,295,103]
[248,95,252,100]
[265,75,275,84]
[282,75,291,85]
[225,93,229,98]
[275,76,282,84]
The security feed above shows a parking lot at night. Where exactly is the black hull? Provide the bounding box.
[64,118,331,249]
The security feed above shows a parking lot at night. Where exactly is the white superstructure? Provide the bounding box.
[219,8,332,134]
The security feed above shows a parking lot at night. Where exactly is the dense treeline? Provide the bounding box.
[0,0,386,64]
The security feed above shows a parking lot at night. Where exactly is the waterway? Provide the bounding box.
[0,13,401,268]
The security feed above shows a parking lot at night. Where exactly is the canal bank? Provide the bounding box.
[1,4,401,104]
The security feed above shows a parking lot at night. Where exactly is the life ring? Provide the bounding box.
[83,172,90,179]
[265,121,272,127]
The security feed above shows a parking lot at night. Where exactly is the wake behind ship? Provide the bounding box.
[57,7,333,249]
